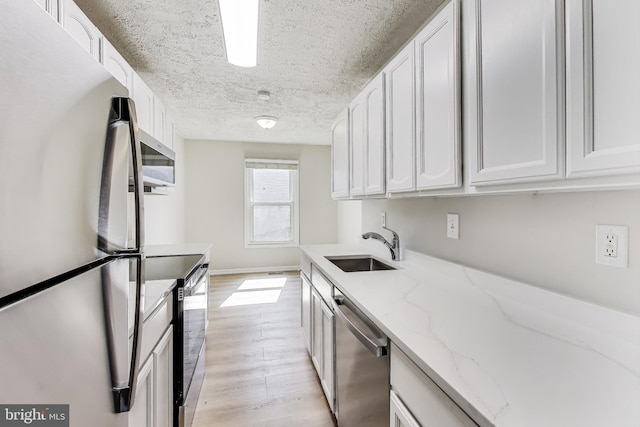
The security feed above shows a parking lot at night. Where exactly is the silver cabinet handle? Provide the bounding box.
[332,296,388,357]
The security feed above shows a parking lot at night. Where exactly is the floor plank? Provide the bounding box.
[192,271,335,427]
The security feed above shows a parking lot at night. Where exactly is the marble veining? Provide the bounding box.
[300,244,640,427]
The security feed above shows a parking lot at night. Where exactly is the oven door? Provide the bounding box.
[182,269,208,401]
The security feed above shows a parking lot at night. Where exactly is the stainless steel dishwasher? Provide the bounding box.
[333,288,389,427]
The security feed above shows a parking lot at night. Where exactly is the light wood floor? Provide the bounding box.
[191,271,335,427]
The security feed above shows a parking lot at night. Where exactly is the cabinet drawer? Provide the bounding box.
[391,343,476,427]
[310,266,333,305]
[131,294,173,364]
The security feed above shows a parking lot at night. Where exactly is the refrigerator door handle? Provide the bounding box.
[100,97,146,412]
[98,97,145,255]
[111,255,145,413]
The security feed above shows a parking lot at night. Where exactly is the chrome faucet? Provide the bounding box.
[362,226,400,261]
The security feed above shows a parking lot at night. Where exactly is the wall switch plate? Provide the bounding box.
[381,212,386,228]
[596,225,628,268]
[447,214,459,239]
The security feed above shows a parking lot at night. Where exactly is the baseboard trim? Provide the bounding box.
[211,265,301,276]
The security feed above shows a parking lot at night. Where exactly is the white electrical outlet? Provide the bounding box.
[447,214,459,239]
[596,225,629,268]
[381,212,386,227]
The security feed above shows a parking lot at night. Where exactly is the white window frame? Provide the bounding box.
[244,159,300,248]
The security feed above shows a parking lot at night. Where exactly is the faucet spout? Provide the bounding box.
[361,226,400,260]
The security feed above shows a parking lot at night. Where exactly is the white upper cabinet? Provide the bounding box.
[102,38,133,92]
[566,0,640,177]
[34,0,60,21]
[331,109,350,199]
[165,119,175,149]
[385,43,416,193]
[415,0,461,190]
[153,95,167,143]
[349,97,366,196]
[61,0,102,61]
[132,72,155,135]
[469,0,564,185]
[350,74,386,197]
[364,74,386,195]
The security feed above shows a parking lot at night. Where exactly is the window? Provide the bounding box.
[245,159,299,247]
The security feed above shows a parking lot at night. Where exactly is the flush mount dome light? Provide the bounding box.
[217,0,260,67]
[255,115,278,129]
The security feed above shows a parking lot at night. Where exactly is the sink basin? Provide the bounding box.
[325,255,396,272]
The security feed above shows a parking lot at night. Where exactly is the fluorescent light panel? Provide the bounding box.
[218,0,260,67]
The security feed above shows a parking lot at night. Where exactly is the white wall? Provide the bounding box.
[185,140,337,273]
[337,200,363,243]
[143,133,186,245]
[361,190,640,314]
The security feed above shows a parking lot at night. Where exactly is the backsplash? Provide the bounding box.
[361,190,640,314]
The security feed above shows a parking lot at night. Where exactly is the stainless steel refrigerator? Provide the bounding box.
[0,2,146,425]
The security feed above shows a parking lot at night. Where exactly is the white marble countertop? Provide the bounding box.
[146,243,212,260]
[300,243,640,427]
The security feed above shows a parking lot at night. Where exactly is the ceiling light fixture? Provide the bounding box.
[255,115,278,129]
[257,90,271,101]
[217,0,260,67]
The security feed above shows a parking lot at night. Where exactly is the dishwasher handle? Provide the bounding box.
[332,296,388,358]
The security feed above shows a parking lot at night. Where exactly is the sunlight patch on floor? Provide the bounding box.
[220,277,286,307]
[237,277,287,291]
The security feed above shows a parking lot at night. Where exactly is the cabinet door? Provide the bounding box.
[566,0,640,176]
[34,0,60,21]
[300,274,312,353]
[331,109,350,199]
[391,344,476,427]
[310,288,323,374]
[153,95,167,143]
[320,299,335,411]
[365,74,386,195]
[129,356,154,427]
[153,327,173,427]
[165,119,175,150]
[469,0,564,185]
[385,43,416,193]
[390,390,421,427]
[350,98,366,196]
[61,0,101,61]
[102,39,133,92]
[132,72,155,135]
[415,1,461,190]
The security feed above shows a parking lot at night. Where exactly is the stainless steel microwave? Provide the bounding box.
[138,130,175,189]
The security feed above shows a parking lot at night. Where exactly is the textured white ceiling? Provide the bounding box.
[75,0,445,145]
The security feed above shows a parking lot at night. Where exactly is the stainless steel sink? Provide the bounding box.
[325,255,396,272]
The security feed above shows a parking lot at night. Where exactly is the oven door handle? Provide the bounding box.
[332,296,388,357]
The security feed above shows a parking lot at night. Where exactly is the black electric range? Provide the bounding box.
[146,254,208,427]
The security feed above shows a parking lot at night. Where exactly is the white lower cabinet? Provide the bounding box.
[319,299,335,410]
[310,288,323,373]
[130,296,174,427]
[130,355,154,427]
[390,343,476,427]
[390,390,421,427]
[301,267,335,412]
[153,327,174,427]
[300,273,312,353]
